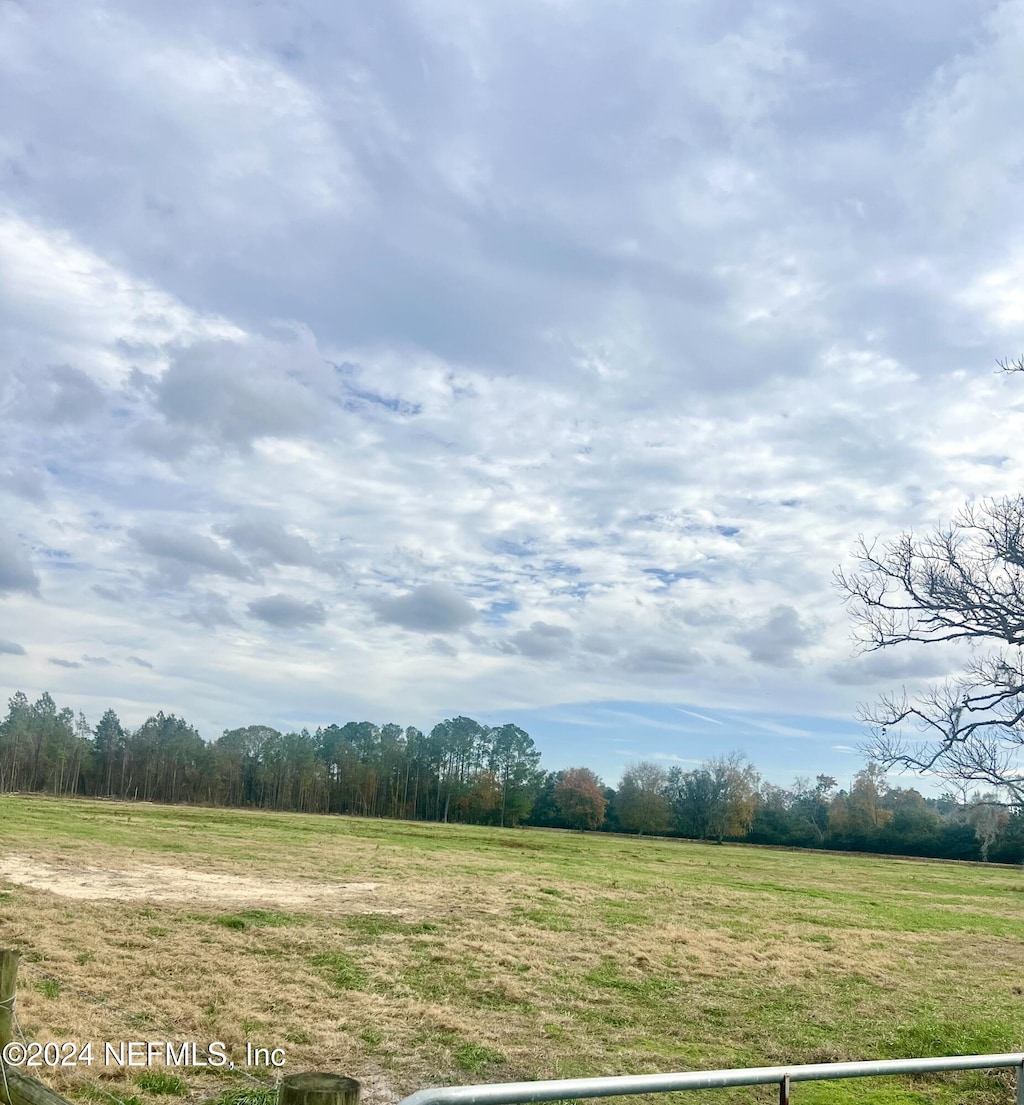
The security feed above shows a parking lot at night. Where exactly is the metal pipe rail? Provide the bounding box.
[398,1053,1024,1105]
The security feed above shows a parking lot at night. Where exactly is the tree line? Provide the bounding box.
[1,689,1021,863]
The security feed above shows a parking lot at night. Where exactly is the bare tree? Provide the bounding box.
[835,358,1024,807]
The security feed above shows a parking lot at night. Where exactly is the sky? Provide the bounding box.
[3,0,1024,792]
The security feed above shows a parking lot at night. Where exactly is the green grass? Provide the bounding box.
[342,912,440,937]
[133,1071,188,1095]
[309,950,368,990]
[3,793,1024,1105]
[453,1042,507,1073]
[188,908,306,928]
[510,903,575,930]
[77,1091,147,1105]
[206,1090,278,1105]
[214,914,248,930]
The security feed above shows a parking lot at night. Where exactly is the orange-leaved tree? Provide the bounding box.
[555,766,607,830]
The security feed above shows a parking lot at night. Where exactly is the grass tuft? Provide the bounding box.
[453,1042,506,1073]
[309,950,367,990]
[207,1090,278,1105]
[134,1071,188,1095]
[214,915,248,930]
[343,913,439,937]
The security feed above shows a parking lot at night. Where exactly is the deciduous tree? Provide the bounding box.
[616,761,670,835]
[836,358,1024,808]
[665,752,759,842]
[837,485,1024,807]
[555,766,607,830]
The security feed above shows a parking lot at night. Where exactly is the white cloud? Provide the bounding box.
[132,527,256,584]
[2,0,1023,769]
[733,604,821,667]
[675,707,723,725]
[509,621,574,659]
[0,532,40,596]
[371,584,478,634]
[247,594,328,629]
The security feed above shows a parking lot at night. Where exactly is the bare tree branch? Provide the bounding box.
[835,498,1024,651]
[837,451,1024,806]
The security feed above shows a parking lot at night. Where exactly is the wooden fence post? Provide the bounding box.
[279,1073,361,1105]
[0,951,20,1051]
[1,948,20,1105]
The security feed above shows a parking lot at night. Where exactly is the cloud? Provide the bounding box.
[623,646,704,674]
[216,518,323,570]
[127,656,153,669]
[126,420,199,461]
[0,466,47,503]
[675,707,723,725]
[0,640,26,655]
[247,594,328,628]
[510,621,574,659]
[153,339,326,452]
[4,0,1024,785]
[601,708,692,733]
[826,646,960,686]
[92,584,131,603]
[182,593,238,629]
[49,658,82,668]
[81,655,112,666]
[372,584,478,634]
[133,527,255,584]
[15,364,106,424]
[739,718,815,738]
[900,0,1024,238]
[0,533,40,596]
[733,604,819,667]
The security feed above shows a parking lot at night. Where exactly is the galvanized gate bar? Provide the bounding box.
[397,1053,1024,1105]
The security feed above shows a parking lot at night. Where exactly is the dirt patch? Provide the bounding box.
[0,854,379,906]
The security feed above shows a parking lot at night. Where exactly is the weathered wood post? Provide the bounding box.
[0,948,20,1105]
[279,1073,361,1105]
[0,950,19,1051]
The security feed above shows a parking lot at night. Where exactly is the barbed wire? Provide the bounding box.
[0,989,25,1105]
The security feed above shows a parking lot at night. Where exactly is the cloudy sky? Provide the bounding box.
[3,0,1024,790]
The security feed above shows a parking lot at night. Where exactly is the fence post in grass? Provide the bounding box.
[279,1074,361,1105]
[1,948,20,1105]
[0,949,19,1051]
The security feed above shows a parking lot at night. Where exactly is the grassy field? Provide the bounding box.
[1,796,1023,1105]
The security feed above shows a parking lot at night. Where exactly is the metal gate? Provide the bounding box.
[398,1053,1024,1105]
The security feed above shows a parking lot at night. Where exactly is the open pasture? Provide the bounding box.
[1,796,1023,1105]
